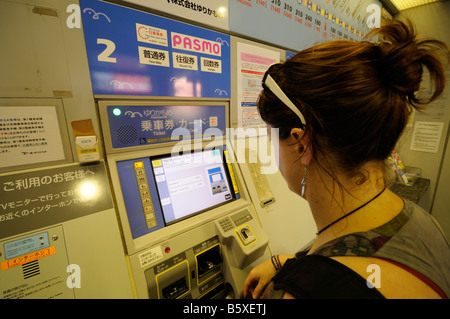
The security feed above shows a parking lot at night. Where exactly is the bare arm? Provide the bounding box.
[243,254,295,299]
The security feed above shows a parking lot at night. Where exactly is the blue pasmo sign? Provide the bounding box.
[80,0,231,97]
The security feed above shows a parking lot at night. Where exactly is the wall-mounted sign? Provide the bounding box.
[230,0,381,51]
[123,0,229,31]
[0,162,112,239]
[410,121,444,153]
[0,106,65,169]
[236,43,280,129]
[80,0,230,97]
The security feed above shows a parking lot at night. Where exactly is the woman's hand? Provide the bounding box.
[244,255,295,299]
[244,258,277,299]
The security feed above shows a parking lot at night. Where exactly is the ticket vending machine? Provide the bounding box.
[98,100,269,299]
[77,0,271,298]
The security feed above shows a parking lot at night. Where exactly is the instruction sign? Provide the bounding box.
[237,43,280,129]
[0,162,113,239]
[80,0,230,97]
[0,106,65,169]
[410,121,444,153]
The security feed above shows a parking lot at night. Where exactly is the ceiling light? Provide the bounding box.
[390,0,439,11]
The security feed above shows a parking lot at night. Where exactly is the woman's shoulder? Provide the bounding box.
[330,255,442,298]
[270,254,385,299]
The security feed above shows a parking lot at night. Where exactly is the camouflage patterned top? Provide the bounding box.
[263,200,450,299]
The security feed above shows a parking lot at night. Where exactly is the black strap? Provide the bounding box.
[273,255,385,299]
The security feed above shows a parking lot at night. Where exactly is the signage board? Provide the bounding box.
[0,162,112,239]
[230,0,381,51]
[107,104,226,149]
[80,0,231,97]
[123,0,229,31]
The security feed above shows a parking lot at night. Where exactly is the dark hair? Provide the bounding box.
[258,19,449,180]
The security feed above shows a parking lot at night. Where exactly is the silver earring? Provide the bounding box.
[301,166,307,197]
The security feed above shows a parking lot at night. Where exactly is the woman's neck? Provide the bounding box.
[305,164,404,252]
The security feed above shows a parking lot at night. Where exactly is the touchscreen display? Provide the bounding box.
[151,148,234,224]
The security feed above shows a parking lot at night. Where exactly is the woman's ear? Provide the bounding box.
[290,128,312,166]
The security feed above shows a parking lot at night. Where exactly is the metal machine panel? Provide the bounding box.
[0,226,73,299]
[0,161,134,299]
[98,100,228,154]
[106,142,251,256]
[130,210,269,299]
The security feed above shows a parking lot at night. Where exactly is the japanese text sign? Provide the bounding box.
[0,162,112,239]
[80,0,231,97]
[107,104,226,149]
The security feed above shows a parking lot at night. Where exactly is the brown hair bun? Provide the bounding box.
[370,19,448,108]
[257,19,449,181]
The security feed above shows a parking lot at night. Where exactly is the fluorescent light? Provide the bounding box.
[390,0,439,11]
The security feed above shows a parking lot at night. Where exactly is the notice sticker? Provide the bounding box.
[237,42,279,129]
[172,52,198,70]
[209,116,218,127]
[3,232,50,260]
[1,246,56,271]
[410,121,444,153]
[138,46,170,67]
[201,57,222,74]
[136,23,168,47]
[139,246,163,268]
[0,106,65,169]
